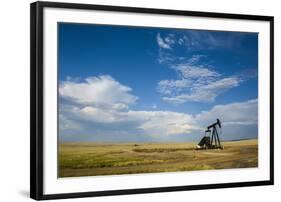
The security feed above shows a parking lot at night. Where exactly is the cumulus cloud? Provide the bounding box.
[59,85,258,142]
[157,55,241,104]
[195,99,258,126]
[60,104,197,136]
[59,75,138,107]
[58,74,257,142]
[59,75,197,139]
[195,99,258,140]
[130,110,197,136]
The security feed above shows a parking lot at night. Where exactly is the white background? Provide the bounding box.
[0,0,279,201]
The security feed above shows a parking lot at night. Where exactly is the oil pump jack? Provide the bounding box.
[196,119,223,150]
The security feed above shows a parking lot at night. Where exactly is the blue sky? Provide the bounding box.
[58,23,258,142]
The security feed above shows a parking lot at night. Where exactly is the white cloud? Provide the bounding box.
[79,106,120,123]
[177,31,239,50]
[112,103,129,111]
[195,99,258,140]
[60,89,258,141]
[164,34,176,45]
[131,110,196,136]
[178,77,238,102]
[156,31,253,65]
[178,38,184,45]
[60,104,197,137]
[157,49,175,64]
[195,99,258,125]
[59,74,257,142]
[157,55,241,104]
[59,75,197,137]
[201,77,239,92]
[157,31,234,51]
[155,32,254,104]
[156,31,242,65]
[157,79,192,95]
[161,76,240,104]
[156,33,172,49]
[59,75,138,107]
[175,64,220,79]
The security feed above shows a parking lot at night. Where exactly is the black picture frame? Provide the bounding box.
[30,1,274,200]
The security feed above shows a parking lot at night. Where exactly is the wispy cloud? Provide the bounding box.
[157,49,175,64]
[156,33,175,49]
[155,31,257,104]
[157,55,241,104]
[176,30,241,51]
[156,31,249,65]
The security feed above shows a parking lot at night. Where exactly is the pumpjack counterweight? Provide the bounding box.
[196,119,223,150]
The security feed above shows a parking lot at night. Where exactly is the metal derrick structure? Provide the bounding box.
[197,119,223,150]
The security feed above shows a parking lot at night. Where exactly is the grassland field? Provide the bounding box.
[59,139,258,177]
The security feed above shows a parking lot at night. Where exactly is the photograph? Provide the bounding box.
[58,23,259,178]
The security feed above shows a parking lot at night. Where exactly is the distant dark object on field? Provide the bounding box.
[197,119,223,150]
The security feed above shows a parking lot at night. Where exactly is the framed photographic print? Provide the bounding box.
[30,1,274,200]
